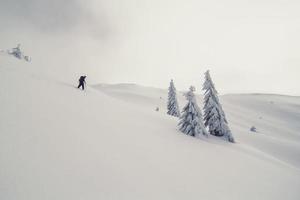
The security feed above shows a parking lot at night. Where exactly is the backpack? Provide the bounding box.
[79,76,86,82]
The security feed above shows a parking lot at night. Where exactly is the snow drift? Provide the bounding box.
[1,60,300,200]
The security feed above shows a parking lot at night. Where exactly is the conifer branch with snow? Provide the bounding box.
[202,70,235,143]
[167,79,180,117]
[178,86,208,137]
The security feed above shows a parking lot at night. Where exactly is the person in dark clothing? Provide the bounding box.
[77,76,86,90]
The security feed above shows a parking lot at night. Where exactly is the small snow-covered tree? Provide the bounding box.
[178,86,207,137]
[167,79,180,117]
[202,70,235,143]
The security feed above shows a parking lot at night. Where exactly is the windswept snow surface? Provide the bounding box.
[1,60,300,200]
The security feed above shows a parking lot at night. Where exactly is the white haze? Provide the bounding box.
[0,0,299,95]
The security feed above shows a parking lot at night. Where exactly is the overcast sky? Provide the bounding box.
[0,0,299,95]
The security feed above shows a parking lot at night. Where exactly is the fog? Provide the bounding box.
[0,0,299,95]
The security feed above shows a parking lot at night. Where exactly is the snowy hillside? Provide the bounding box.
[1,61,300,200]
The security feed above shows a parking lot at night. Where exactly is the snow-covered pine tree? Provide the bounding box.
[178,86,207,137]
[202,70,235,143]
[167,79,180,117]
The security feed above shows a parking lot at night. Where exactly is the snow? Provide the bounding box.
[167,79,180,117]
[203,70,234,142]
[0,59,300,200]
[178,86,207,137]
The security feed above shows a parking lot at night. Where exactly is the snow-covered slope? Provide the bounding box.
[96,84,300,169]
[1,61,300,200]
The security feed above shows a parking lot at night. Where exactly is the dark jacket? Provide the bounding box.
[79,76,86,83]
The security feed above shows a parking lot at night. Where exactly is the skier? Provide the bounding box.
[77,76,86,90]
